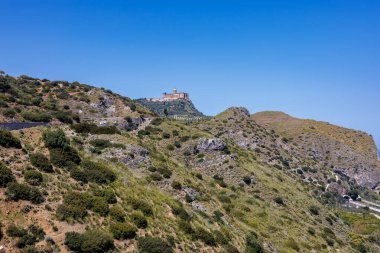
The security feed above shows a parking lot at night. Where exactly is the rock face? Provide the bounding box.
[196,138,227,152]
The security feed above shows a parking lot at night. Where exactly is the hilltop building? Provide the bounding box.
[147,88,190,102]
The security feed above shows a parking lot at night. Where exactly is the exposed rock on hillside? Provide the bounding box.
[196,138,227,152]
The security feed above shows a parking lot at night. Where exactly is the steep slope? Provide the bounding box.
[252,111,380,189]
[135,98,204,117]
[0,74,379,253]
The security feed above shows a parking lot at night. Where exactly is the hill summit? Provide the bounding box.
[135,88,204,117]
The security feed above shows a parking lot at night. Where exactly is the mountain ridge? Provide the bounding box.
[0,73,379,252]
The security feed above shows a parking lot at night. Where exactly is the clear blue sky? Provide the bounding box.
[1,0,379,148]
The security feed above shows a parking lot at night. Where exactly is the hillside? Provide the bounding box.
[0,73,379,253]
[252,111,380,189]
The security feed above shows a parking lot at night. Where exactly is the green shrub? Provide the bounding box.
[30,153,53,172]
[166,144,174,151]
[157,167,172,178]
[174,141,181,148]
[109,205,125,222]
[65,232,84,251]
[71,123,119,135]
[56,204,87,221]
[150,172,163,181]
[0,130,22,148]
[89,139,112,150]
[43,129,69,149]
[54,111,73,124]
[285,238,300,251]
[193,227,216,246]
[130,211,148,228]
[110,222,137,240]
[172,205,190,220]
[6,224,27,237]
[171,181,182,190]
[178,219,194,235]
[307,227,316,236]
[70,167,88,183]
[3,108,16,117]
[50,146,81,168]
[129,199,153,216]
[21,110,52,122]
[243,176,252,185]
[0,162,15,187]
[92,188,117,204]
[7,224,45,249]
[64,191,92,208]
[162,132,171,139]
[309,205,320,215]
[91,197,109,216]
[273,197,285,205]
[24,170,43,186]
[245,232,263,253]
[67,230,114,253]
[5,182,44,204]
[81,160,116,184]
[137,236,173,253]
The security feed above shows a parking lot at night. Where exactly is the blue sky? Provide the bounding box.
[1,0,379,147]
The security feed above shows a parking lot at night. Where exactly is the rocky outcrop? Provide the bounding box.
[196,138,227,152]
[101,144,151,169]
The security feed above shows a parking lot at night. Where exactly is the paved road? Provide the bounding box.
[349,199,380,219]
[362,199,380,208]
[0,122,49,130]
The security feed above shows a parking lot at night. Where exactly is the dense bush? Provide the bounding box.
[64,232,84,251]
[65,230,114,253]
[43,129,69,149]
[30,153,53,172]
[162,132,171,139]
[193,227,216,246]
[24,170,43,186]
[171,205,190,220]
[109,205,125,222]
[6,224,45,249]
[0,130,22,148]
[2,108,16,117]
[137,236,173,253]
[91,197,109,216]
[70,167,88,183]
[5,182,44,204]
[21,110,52,122]
[92,188,117,204]
[89,139,112,150]
[171,181,182,190]
[50,146,81,168]
[243,176,252,185]
[129,198,153,216]
[0,162,16,187]
[245,232,263,253]
[110,222,137,240]
[130,211,148,228]
[71,123,120,134]
[56,204,87,221]
[54,111,73,124]
[273,197,285,205]
[81,160,116,184]
[309,205,320,215]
